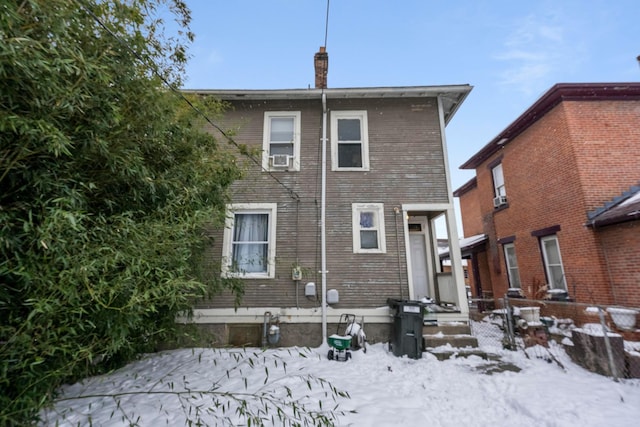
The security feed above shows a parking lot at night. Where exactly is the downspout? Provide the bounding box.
[321,92,328,343]
[393,207,405,300]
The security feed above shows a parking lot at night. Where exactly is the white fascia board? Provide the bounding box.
[181,307,394,324]
[183,85,471,101]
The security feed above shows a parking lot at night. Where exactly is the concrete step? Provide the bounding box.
[428,348,491,361]
[423,323,471,336]
[423,334,479,349]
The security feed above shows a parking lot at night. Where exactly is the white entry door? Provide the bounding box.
[409,232,429,300]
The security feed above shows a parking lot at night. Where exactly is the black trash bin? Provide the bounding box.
[387,299,424,359]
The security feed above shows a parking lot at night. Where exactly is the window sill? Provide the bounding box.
[264,169,298,173]
[222,271,274,279]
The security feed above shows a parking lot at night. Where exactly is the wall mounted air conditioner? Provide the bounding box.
[493,195,508,207]
[270,154,291,168]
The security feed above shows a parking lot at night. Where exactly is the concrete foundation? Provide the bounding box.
[165,322,392,349]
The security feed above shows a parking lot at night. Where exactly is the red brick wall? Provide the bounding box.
[502,102,609,303]
[476,251,492,297]
[597,221,640,307]
[458,99,640,306]
[566,101,640,210]
[458,186,483,236]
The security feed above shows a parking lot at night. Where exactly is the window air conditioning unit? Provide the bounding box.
[270,154,291,168]
[493,195,508,207]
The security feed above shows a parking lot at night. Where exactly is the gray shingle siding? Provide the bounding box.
[198,95,449,309]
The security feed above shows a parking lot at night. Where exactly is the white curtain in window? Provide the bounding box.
[232,213,268,273]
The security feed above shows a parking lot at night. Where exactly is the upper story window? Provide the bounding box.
[331,111,369,171]
[540,235,567,291]
[222,203,277,278]
[492,163,507,207]
[263,112,300,171]
[352,203,386,253]
[492,163,506,196]
[503,242,521,288]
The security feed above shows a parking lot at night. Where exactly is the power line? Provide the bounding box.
[324,0,330,48]
[77,0,300,201]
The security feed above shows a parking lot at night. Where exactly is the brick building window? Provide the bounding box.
[487,157,508,208]
[503,243,521,288]
[540,235,567,290]
[492,163,506,197]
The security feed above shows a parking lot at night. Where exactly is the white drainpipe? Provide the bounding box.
[321,92,328,342]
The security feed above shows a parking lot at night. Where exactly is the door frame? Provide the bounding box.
[406,215,434,301]
[402,203,469,317]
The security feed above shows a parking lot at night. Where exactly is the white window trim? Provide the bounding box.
[331,110,369,171]
[492,163,506,197]
[540,235,567,290]
[352,203,386,253]
[221,203,277,279]
[262,112,301,172]
[503,243,521,289]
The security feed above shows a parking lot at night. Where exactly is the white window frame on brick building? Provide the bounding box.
[492,163,506,198]
[331,110,369,171]
[352,203,386,253]
[222,203,277,278]
[262,112,301,171]
[503,242,522,288]
[540,235,567,291]
[488,157,508,208]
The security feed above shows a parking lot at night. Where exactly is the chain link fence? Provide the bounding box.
[468,296,640,381]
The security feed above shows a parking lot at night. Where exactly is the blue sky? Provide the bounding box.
[179,0,639,234]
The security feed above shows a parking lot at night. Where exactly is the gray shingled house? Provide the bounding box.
[183,50,472,348]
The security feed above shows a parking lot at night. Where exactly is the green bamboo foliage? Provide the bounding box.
[0,1,242,423]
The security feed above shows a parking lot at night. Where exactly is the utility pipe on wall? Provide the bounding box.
[321,92,328,342]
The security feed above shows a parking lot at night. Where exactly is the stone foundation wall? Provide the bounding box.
[163,322,393,349]
[565,329,625,377]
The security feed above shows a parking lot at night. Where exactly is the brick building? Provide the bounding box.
[453,83,640,308]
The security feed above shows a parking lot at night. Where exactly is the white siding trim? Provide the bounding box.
[182,307,470,325]
[184,307,393,324]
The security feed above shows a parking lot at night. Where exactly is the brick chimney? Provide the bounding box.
[314,47,328,89]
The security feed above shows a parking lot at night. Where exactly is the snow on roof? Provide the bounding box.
[587,185,640,228]
[439,234,487,258]
[459,233,487,248]
[621,190,640,206]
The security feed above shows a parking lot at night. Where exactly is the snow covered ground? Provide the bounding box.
[40,325,640,427]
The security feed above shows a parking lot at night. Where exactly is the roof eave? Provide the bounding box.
[460,82,640,170]
[453,176,478,197]
[588,213,640,229]
[182,85,473,125]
